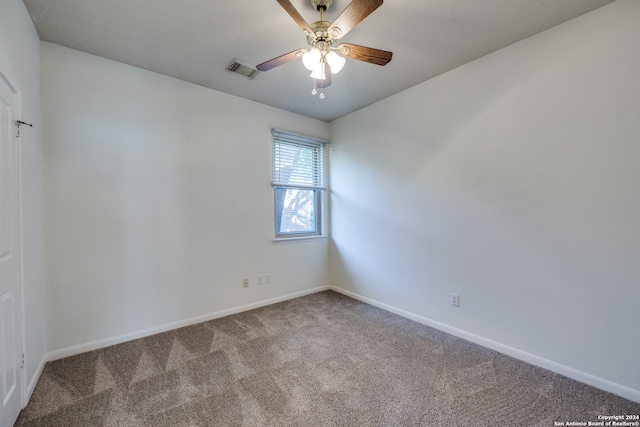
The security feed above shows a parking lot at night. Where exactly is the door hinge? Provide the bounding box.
[21,352,25,368]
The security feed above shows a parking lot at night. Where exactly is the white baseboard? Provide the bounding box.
[46,286,329,362]
[329,285,640,404]
[25,353,48,405]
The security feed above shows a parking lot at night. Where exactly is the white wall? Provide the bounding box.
[41,42,330,354]
[330,0,640,400]
[0,0,47,399]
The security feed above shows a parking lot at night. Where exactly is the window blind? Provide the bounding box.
[272,129,326,190]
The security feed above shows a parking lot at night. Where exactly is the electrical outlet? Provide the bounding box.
[450,293,460,307]
[265,273,271,284]
[258,275,263,285]
[243,279,249,288]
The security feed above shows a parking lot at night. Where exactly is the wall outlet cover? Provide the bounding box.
[450,293,460,307]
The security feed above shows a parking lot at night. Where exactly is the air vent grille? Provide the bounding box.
[226,59,260,80]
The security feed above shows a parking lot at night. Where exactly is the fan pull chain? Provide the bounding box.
[311,79,325,99]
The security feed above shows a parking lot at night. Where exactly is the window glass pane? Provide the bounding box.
[275,188,317,235]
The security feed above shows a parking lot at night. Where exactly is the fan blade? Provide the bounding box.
[317,64,331,88]
[257,49,306,71]
[276,0,314,34]
[328,0,383,39]
[337,43,392,66]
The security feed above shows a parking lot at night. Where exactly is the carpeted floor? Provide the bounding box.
[15,291,640,426]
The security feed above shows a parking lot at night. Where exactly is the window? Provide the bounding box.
[272,129,326,239]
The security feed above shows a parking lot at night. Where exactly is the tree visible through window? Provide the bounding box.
[272,129,326,238]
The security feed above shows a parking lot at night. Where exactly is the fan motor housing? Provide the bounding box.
[309,20,331,42]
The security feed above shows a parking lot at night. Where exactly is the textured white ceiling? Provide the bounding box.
[23,0,615,121]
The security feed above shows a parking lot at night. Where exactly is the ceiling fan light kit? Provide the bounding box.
[257,0,393,98]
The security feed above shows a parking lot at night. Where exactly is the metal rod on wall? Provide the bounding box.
[15,120,34,138]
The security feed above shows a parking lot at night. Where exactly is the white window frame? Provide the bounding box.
[271,128,327,242]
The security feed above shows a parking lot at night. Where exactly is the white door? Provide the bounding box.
[0,74,23,427]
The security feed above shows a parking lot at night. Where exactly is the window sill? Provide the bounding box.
[272,235,328,245]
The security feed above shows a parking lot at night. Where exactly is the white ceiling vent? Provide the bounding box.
[226,59,260,80]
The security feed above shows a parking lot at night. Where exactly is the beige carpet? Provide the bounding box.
[16,291,640,426]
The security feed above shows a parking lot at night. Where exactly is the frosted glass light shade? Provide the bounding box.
[302,48,321,71]
[310,62,326,80]
[326,51,346,74]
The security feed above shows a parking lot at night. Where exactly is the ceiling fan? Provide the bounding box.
[256,0,393,95]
